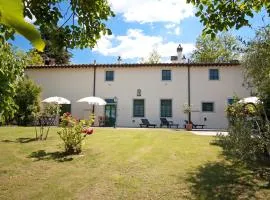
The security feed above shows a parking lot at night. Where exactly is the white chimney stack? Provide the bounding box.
[171,44,185,63]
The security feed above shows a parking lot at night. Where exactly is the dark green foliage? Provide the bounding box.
[40,25,72,64]
[187,0,270,37]
[14,77,42,126]
[0,44,25,124]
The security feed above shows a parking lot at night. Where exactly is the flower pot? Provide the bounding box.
[185,123,192,131]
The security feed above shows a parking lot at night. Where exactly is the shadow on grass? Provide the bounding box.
[1,137,37,143]
[28,150,73,162]
[186,161,262,200]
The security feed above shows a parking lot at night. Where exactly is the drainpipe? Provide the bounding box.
[92,60,96,113]
[188,63,191,123]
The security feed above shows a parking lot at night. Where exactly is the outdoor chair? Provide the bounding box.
[160,117,179,128]
[140,119,156,128]
[184,120,206,129]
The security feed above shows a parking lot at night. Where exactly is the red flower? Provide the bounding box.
[81,128,94,135]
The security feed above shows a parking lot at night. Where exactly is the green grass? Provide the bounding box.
[0,127,270,200]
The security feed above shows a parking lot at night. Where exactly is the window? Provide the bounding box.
[202,102,214,112]
[105,71,114,81]
[162,70,171,81]
[160,99,172,117]
[133,99,144,117]
[209,69,219,80]
[227,98,234,105]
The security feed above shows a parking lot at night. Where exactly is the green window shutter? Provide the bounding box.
[160,99,172,117]
[209,69,219,80]
[133,99,144,117]
[162,70,171,80]
[202,102,214,112]
[105,71,114,81]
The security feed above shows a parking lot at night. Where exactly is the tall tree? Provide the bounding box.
[40,26,72,64]
[140,49,162,64]
[187,0,270,37]
[0,44,25,123]
[243,25,270,99]
[191,33,240,62]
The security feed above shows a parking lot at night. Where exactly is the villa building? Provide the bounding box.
[25,45,250,129]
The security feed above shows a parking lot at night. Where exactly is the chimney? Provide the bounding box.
[177,44,183,62]
[171,44,184,63]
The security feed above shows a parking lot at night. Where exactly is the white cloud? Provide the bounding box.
[174,27,181,35]
[93,29,195,61]
[165,24,177,29]
[109,0,194,24]
[165,23,181,36]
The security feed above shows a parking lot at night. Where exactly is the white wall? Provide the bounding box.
[26,68,94,120]
[95,66,188,127]
[26,65,250,129]
[190,66,250,129]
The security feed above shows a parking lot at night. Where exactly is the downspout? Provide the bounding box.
[188,64,191,123]
[92,60,96,113]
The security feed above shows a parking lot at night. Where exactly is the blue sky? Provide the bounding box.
[12,0,269,64]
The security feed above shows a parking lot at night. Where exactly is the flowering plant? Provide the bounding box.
[57,112,94,154]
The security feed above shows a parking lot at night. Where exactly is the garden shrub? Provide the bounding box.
[218,101,270,162]
[57,113,94,154]
[14,77,41,126]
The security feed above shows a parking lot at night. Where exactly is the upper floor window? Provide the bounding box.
[162,70,171,81]
[160,99,172,117]
[202,102,214,112]
[209,69,219,80]
[105,71,114,81]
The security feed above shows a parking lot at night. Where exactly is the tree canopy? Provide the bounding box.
[187,0,270,37]
[243,25,270,98]
[0,44,25,123]
[0,0,114,50]
[140,49,162,64]
[191,33,240,62]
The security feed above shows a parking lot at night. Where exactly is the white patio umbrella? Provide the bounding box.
[42,96,71,104]
[238,96,260,104]
[77,96,106,105]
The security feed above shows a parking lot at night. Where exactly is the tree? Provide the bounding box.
[187,0,270,38]
[242,25,270,114]
[140,49,161,64]
[0,44,25,123]
[191,33,240,62]
[1,0,114,50]
[14,77,42,126]
[40,26,72,64]
[25,50,44,65]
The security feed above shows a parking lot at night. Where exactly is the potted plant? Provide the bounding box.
[183,103,192,131]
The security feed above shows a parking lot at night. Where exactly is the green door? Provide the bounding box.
[104,104,116,127]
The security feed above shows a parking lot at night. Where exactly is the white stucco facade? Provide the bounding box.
[26,63,250,129]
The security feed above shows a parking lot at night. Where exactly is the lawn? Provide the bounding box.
[0,127,270,200]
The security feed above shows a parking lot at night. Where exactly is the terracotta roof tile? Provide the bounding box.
[27,62,240,69]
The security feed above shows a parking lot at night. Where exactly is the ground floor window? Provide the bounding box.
[160,99,172,117]
[202,102,214,112]
[133,99,144,117]
[60,104,71,116]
